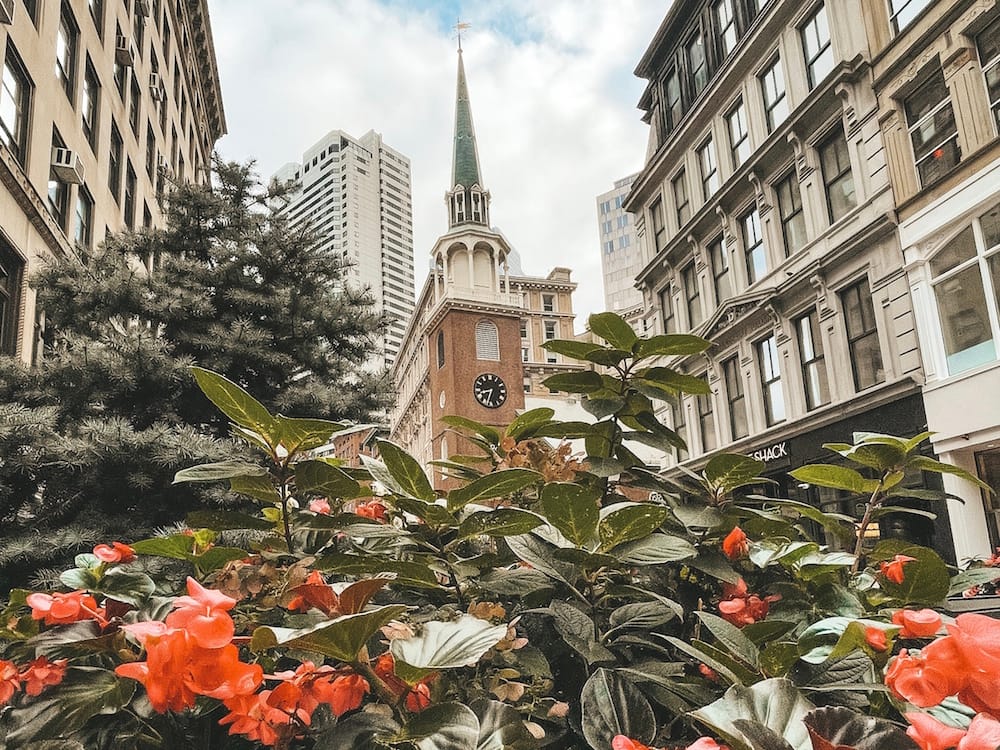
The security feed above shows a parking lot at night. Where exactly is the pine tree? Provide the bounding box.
[0,160,390,587]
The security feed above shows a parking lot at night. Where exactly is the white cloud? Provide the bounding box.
[210,0,663,331]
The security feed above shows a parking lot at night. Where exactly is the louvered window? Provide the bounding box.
[475,320,500,360]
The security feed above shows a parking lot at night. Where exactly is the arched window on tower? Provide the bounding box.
[471,190,482,223]
[475,320,500,360]
[437,330,445,368]
[454,191,466,224]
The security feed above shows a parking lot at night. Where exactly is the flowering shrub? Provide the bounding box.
[0,312,995,750]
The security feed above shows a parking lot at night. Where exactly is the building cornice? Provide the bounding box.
[0,149,75,261]
[186,0,228,140]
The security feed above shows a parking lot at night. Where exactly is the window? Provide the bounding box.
[698,138,719,199]
[124,161,137,230]
[133,4,145,55]
[889,0,933,34]
[711,237,732,303]
[74,186,94,248]
[978,16,1000,132]
[757,335,785,426]
[146,124,156,178]
[81,62,99,149]
[1,44,32,166]
[109,123,123,203]
[687,32,708,98]
[819,128,856,222]
[714,0,737,57]
[904,68,960,187]
[0,238,25,356]
[801,4,833,89]
[664,70,682,133]
[523,377,532,393]
[129,75,141,136]
[673,171,690,226]
[698,392,717,453]
[617,214,628,229]
[542,294,555,313]
[683,263,703,328]
[723,356,748,439]
[660,287,676,334]
[48,131,70,230]
[760,57,788,132]
[88,0,103,35]
[929,209,1000,375]
[113,25,127,98]
[436,330,445,368]
[619,236,630,250]
[600,200,611,214]
[544,321,557,340]
[742,208,766,284]
[56,5,78,98]
[726,99,750,168]
[671,401,688,460]
[522,346,529,363]
[602,219,612,234]
[650,198,667,253]
[21,0,38,26]
[520,319,528,339]
[776,172,806,256]
[841,278,884,391]
[796,311,829,410]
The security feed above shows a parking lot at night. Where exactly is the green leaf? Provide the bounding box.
[173,460,268,484]
[131,534,195,560]
[390,615,508,682]
[185,510,275,531]
[459,508,543,539]
[542,370,604,393]
[871,540,950,605]
[295,459,362,499]
[89,570,157,607]
[614,533,697,565]
[803,706,920,750]
[948,567,1000,596]
[910,456,994,492]
[442,416,500,445]
[394,703,480,750]
[539,482,599,547]
[695,611,760,669]
[504,534,578,586]
[549,600,615,664]
[789,464,878,494]
[584,348,631,367]
[192,546,251,572]
[539,339,602,360]
[251,605,408,662]
[635,333,710,358]
[447,469,542,511]
[190,367,275,440]
[315,555,441,589]
[505,408,555,440]
[705,454,766,492]
[313,712,400,750]
[230,473,282,503]
[391,496,457,527]
[376,440,436,502]
[580,667,656,750]
[637,367,712,395]
[599,503,669,551]
[274,415,344,454]
[691,678,815,750]
[589,311,639,350]
[607,601,679,633]
[469,698,538,750]
[477,567,555,597]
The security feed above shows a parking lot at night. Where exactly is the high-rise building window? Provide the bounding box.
[146,124,156,178]
[21,0,38,26]
[436,330,445,368]
[0,237,25,356]
[543,294,555,312]
[660,287,676,334]
[714,0,737,57]
[664,70,682,133]
[687,32,708,98]
[109,123,123,203]
[726,98,750,168]
[56,4,79,98]
[929,208,1000,375]
[124,161,137,230]
[905,68,961,187]
[133,4,145,55]
[698,138,719,200]
[519,319,528,339]
[650,198,667,253]
[544,320,557,340]
[673,171,690,227]
[602,219,612,234]
[776,172,806,257]
[978,16,1000,132]
[48,131,70,231]
[801,3,833,90]
[1,44,32,166]
[74,186,94,248]
[742,207,766,285]
[760,57,788,133]
[683,263,703,328]
[841,278,885,391]
[819,128,856,222]
[889,0,933,34]
[723,356,748,439]
[757,334,785,426]
[521,346,529,363]
[671,400,688,460]
[698,391,717,453]
[129,75,142,136]
[711,237,732,304]
[81,61,99,149]
[618,236,630,249]
[796,310,829,410]
[88,0,103,36]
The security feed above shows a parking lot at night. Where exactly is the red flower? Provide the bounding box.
[958,714,1000,750]
[19,657,68,696]
[698,663,719,682]
[0,660,20,704]
[25,591,105,626]
[93,541,136,564]
[308,498,331,515]
[688,740,727,750]
[893,609,943,639]
[166,577,236,649]
[373,652,435,712]
[612,736,654,750]
[905,712,966,750]
[356,500,388,522]
[722,527,749,560]
[285,571,337,615]
[864,626,888,652]
[885,643,966,708]
[313,672,370,716]
[718,579,780,628]
[880,554,916,584]
[220,691,289,747]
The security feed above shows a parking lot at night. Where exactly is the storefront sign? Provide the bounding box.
[751,441,788,463]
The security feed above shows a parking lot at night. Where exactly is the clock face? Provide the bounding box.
[473,373,507,409]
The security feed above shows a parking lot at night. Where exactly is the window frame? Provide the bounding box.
[650,197,667,253]
[697,137,719,200]
[74,185,95,248]
[475,319,502,361]
[660,286,676,334]
[686,31,708,99]
[109,122,123,203]
[683,262,703,329]
[0,237,25,356]
[671,400,688,460]
[436,330,445,369]
[723,355,748,440]
[56,4,80,100]
[710,236,732,304]
[672,170,690,227]
[713,0,738,58]
[543,320,557,341]
[759,56,788,133]
[1,43,32,166]
[757,334,786,426]
[796,309,829,410]
[124,160,137,230]
[542,294,555,313]
[698,390,717,453]
[800,3,833,90]
[904,67,961,188]
[841,277,885,392]
[741,207,767,285]
[888,0,934,35]
[819,127,856,223]
[776,171,806,257]
[726,98,750,168]
[977,15,1000,133]
[81,59,100,150]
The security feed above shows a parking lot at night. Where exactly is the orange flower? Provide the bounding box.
[722,527,749,560]
[718,579,780,628]
[612,736,654,750]
[865,626,889,652]
[688,740,728,750]
[0,660,20,704]
[308,498,331,515]
[958,713,1000,750]
[880,554,916,584]
[905,712,966,750]
[893,609,942,639]
[19,657,68,696]
[885,643,965,708]
[312,672,370,716]
[356,500,388,522]
[698,663,719,682]
[93,541,136,563]
[220,691,289,747]
[166,577,236,649]
[285,571,336,615]
[373,652,435,712]
[25,591,105,626]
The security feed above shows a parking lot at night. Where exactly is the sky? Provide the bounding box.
[209,0,667,332]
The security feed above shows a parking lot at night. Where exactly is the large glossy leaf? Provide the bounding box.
[295,459,362,499]
[394,703,480,750]
[315,555,441,589]
[542,370,604,393]
[704,454,766,492]
[390,615,508,682]
[478,567,555,597]
[441,415,500,445]
[695,611,760,669]
[607,600,679,634]
[505,408,555,440]
[505,534,578,586]
[870,540,950,605]
[131,534,194,560]
[599,502,669,551]
[613,533,697,565]
[190,367,275,439]
[448,469,542,510]
[274,415,344,454]
[459,508,543,539]
[313,712,400,749]
[803,706,919,750]
[539,482,599,547]
[637,367,712,395]
[470,698,537,750]
[549,600,615,664]
[376,440,436,502]
[580,667,656,750]
[251,605,408,661]
[589,312,638,350]
[392,496,457,527]
[540,339,603,360]
[230,473,281,503]
[635,333,710,358]
[4,667,135,746]
[173,460,268,484]
[691,678,815,750]
[789,465,877,494]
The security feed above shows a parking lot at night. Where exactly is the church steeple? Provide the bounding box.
[447,45,490,229]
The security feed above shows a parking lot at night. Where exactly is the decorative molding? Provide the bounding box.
[748,172,771,216]
[834,82,859,137]
[809,273,833,318]
[943,45,975,81]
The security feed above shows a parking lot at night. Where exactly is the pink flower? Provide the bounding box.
[687,740,727,750]
[880,554,916,584]
[958,714,1000,750]
[308,498,331,515]
[885,643,966,708]
[165,577,236,649]
[26,591,105,626]
[611,737,654,750]
[356,500,388,522]
[93,541,136,563]
[905,712,966,750]
[893,609,943,639]
[19,657,68,696]
[0,660,20,704]
[722,527,748,560]
[865,626,888,652]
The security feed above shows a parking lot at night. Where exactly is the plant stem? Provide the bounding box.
[278,475,294,553]
[851,482,884,574]
[352,658,406,721]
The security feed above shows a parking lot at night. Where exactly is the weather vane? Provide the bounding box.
[455,18,471,52]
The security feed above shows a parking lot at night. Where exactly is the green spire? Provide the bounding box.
[452,49,483,189]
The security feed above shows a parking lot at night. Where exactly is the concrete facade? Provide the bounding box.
[596,173,643,324]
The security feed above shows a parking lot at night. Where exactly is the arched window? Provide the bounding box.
[475,319,500,360]
[436,330,445,368]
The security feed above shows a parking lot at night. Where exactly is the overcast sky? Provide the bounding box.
[209,0,666,332]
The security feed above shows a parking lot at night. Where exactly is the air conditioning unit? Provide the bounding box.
[115,35,134,67]
[51,148,84,185]
[149,72,163,100]
[0,0,15,25]
[136,0,151,16]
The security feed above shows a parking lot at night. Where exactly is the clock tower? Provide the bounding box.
[425,45,526,478]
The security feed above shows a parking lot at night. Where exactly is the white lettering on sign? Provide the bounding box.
[750,442,788,463]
